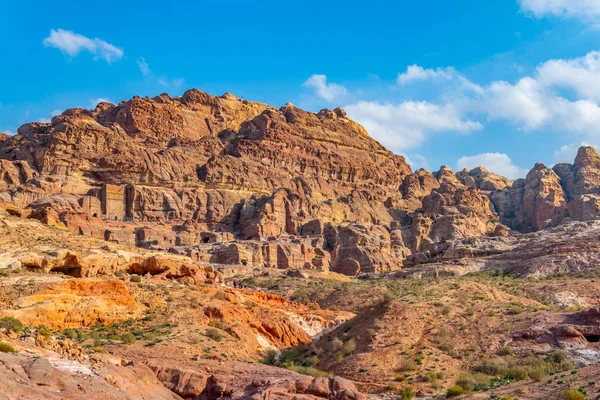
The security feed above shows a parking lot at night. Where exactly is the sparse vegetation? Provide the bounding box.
[0,316,24,333]
[206,328,223,342]
[446,385,464,397]
[0,342,16,353]
[563,389,585,400]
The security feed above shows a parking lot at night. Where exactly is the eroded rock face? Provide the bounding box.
[7,88,600,275]
[1,280,144,330]
[456,166,512,191]
[492,147,600,232]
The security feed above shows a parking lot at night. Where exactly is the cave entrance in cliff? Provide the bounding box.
[584,334,600,343]
[50,255,83,278]
[50,266,82,278]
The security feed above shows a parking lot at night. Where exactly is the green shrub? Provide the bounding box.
[130,274,141,283]
[92,346,104,353]
[0,342,16,353]
[342,339,356,355]
[399,386,415,400]
[206,328,223,342]
[121,333,136,344]
[446,385,464,397]
[0,317,24,333]
[499,346,514,356]
[455,372,490,391]
[63,329,77,339]
[563,389,585,400]
[265,348,277,365]
[284,363,330,378]
[38,325,51,338]
[505,366,528,381]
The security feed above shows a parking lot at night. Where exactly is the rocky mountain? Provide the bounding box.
[0,89,504,277]
[3,89,600,280]
[5,89,600,399]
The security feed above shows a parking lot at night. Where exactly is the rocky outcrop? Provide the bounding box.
[456,166,512,191]
[0,280,144,330]
[492,147,600,232]
[329,223,407,276]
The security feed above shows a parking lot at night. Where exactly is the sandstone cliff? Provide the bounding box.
[7,88,600,276]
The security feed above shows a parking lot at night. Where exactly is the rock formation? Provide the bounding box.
[5,88,600,275]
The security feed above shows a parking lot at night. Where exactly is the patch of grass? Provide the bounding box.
[121,333,136,344]
[37,325,51,338]
[284,364,330,378]
[264,348,277,365]
[446,385,465,398]
[399,386,415,400]
[0,342,16,353]
[399,359,418,372]
[563,389,585,400]
[0,317,24,333]
[206,328,223,342]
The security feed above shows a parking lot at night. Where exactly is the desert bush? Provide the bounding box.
[563,389,585,400]
[0,316,24,333]
[0,342,16,353]
[92,346,104,353]
[130,274,141,283]
[504,366,528,381]
[548,350,567,363]
[331,337,344,351]
[399,359,418,372]
[213,291,228,301]
[37,325,51,338]
[284,363,330,378]
[508,305,524,315]
[446,385,464,398]
[455,372,490,391]
[121,333,136,344]
[342,339,356,355]
[206,328,223,342]
[399,386,415,400]
[499,346,514,356]
[63,329,77,339]
[382,291,395,303]
[264,348,277,365]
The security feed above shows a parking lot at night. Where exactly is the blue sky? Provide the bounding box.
[2,0,600,179]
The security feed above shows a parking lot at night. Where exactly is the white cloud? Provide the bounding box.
[2,130,15,136]
[43,29,123,63]
[457,153,528,180]
[535,51,600,102]
[137,57,150,76]
[51,110,62,117]
[303,74,348,102]
[397,65,455,85]
[479,52,600,140]
[397,64,483,93]
[518,0,600,24]
[553,142,598,163]
[38,117,51,123]
[345,100,482,151]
